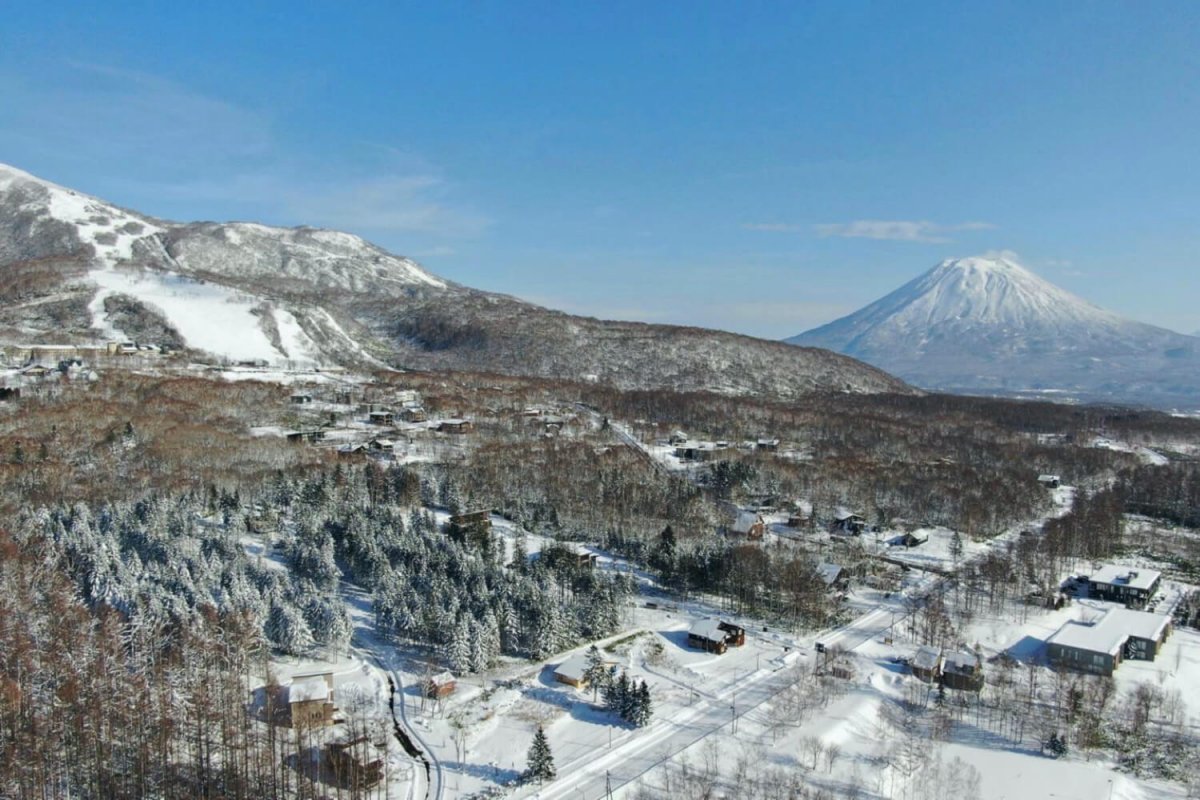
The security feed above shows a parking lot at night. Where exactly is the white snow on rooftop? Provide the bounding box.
[688,618,726,642]
[1089,564,1161,591]
[553,654,592,683]
[287,678,330,704]
[1046,606,1171,655]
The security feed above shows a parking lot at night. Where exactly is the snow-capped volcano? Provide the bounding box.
[0,163,908,400]
[787,254,1200,407]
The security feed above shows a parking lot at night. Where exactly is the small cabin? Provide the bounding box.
[755,438,781,451]
[438,419,474,434]
[910,646,941,683]
[286,673,336,728]
[830,508,867,535]
[899,531,929,548]
[402,407,429,423]
[325,736,384,790]
[368,410,395,426]
[1038,474,1061,489]
[687,619,746,655]
[289,393,314,405]
[285,429,326,443]
[424,671,457,699]
[940,651,984,691]
[727,511,766,540]
[552,653,615,689]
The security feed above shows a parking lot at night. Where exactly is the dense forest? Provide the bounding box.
[2,367,1200,797]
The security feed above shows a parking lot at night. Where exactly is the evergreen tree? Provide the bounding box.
[446,615,472,673]
[634,680,653,727]
[583,644,609,703]
[524,725,556,782]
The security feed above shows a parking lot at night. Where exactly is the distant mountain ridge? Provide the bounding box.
[787,254,1200,408]
[0,163,909,400]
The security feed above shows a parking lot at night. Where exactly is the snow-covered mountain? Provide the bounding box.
[0,163,909,399]
[787,254,1200,407]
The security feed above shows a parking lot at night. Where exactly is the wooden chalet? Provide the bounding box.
[755,438,781,451]
[285,429,326,443]
[687,618,746,655]
[367,410,396,426]
[910,646,941,683]
[787,500,814,528]
[830,508,867,535]
[402,406,428,423]
[289,393,313,404]
[1037,474,1061,489]
[899,531,929,548]
[325,736,384,790]
[424,671,457,699]
[438,418,474,434]
[285,673,336,728]
[727,511,766,540]
[939,651,984,691]
[337,443,368,459]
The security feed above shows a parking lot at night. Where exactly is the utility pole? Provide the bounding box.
[606,770,614,800]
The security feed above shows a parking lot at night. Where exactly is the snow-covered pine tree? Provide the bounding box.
[583,644,609,703]
[524,725,556,783]
[633,680,652,727]
[445,614,473,674]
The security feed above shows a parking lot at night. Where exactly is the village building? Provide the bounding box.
[668,431,688,445]
[787,500,814,528]
[816,562,848,591]
[1085,565,1162,608]
[1045,606,1172,676]
[337,443,367,459]
[899,530,929,548]
[368,438,396,453]
[687,618,746,655]
[289,393,313,404]
[553,653,614,689]
[755,438,781,451]
[367,410,396,426]
[674,441,732,462]
[940,651,984,691]
[830,508,868,535]
[285,429,326,443]
[726,511,766,540]
[438,418,474,434]
[1037,474,1062,489]
[325,736,384,790]
[401,406,428,423]
[424,671,457,699]
[284,673,336,728]
[910,646,941,683]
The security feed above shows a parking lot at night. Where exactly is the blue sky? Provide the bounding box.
[2,2,1197,337]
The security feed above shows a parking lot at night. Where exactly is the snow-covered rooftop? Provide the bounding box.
[689,618,727,643]
[731,511,762,534]
[816,563,843,586]
[1045,607,1171,655]
[287,678,330,704]
[554,654,592,683]
[911,646,940,671]
[1089,565,1161,591]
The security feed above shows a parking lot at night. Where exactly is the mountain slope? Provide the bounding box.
[0,163,909,400]
[787,254,1200,406]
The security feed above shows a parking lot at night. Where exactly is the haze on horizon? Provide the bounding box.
[1,2,1196,339]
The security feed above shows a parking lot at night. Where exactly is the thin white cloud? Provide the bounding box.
[0,63,489,238]
[813,219,995,243]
